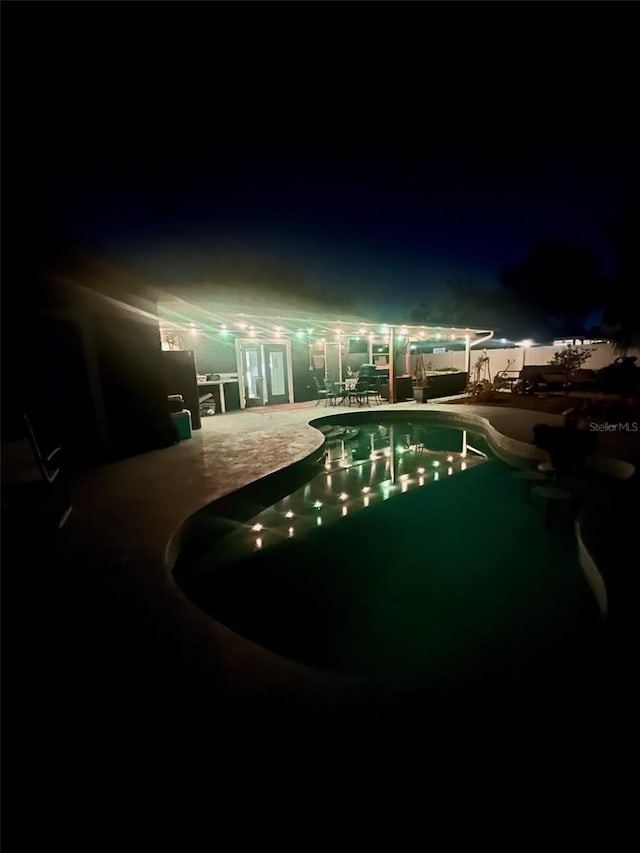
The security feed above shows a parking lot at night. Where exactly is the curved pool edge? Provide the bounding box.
[164,435,327,574]
[576,518,608,617]
[308,407,552,469]
[164,407,633,706]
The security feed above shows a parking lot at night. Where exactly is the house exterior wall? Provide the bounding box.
[13,264,178,468]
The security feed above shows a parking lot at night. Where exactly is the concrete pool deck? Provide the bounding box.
[10,398,639,775]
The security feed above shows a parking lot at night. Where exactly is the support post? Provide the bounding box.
[389,325,395,403]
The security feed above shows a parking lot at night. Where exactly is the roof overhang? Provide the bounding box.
[157,298,493,344]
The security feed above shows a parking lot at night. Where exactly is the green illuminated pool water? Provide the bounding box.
[175,419,601,692]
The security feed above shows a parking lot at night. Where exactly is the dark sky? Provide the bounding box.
[6,1,639,318]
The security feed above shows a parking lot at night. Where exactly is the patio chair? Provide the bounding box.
[346,378,370,406]
[2,413,72,529]
[313,376,338,406]
[362,376,383,405]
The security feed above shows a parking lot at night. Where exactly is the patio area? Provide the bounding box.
[10,397,638,776]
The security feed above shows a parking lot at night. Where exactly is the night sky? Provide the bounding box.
[6,1,639,318]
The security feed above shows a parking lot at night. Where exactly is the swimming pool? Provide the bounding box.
[173,414,602,696]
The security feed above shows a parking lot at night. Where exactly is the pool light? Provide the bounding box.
[339,492,348,501]
[285,510,294,519]
[313,500,322,509]
[251,523,263,532]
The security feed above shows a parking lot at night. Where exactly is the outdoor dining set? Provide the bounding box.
[313,375,384,407]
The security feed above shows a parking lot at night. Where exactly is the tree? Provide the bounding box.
[547,344,593,395]
[500,239,601,338]
[602,205,640,351]
[408,279,542,340]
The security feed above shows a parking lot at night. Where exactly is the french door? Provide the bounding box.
[263,343,289,405]
[237,340,292,407]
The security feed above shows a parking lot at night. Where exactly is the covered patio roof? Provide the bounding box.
[157,298,493,346]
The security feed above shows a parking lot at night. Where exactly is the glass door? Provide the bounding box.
[324,341,341,382]
[263,343,289,405]
[242,346,263,407]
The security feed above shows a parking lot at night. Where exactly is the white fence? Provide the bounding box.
[410,342,640,381]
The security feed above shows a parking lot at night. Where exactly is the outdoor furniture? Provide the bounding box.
[346,378,370,406]
[313,376,338,406]
[196,374,240,414]
[335,378,358,405]
[2,414,73,529]
[361,376,383,405]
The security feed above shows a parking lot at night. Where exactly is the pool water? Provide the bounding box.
[177,419,601,692]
